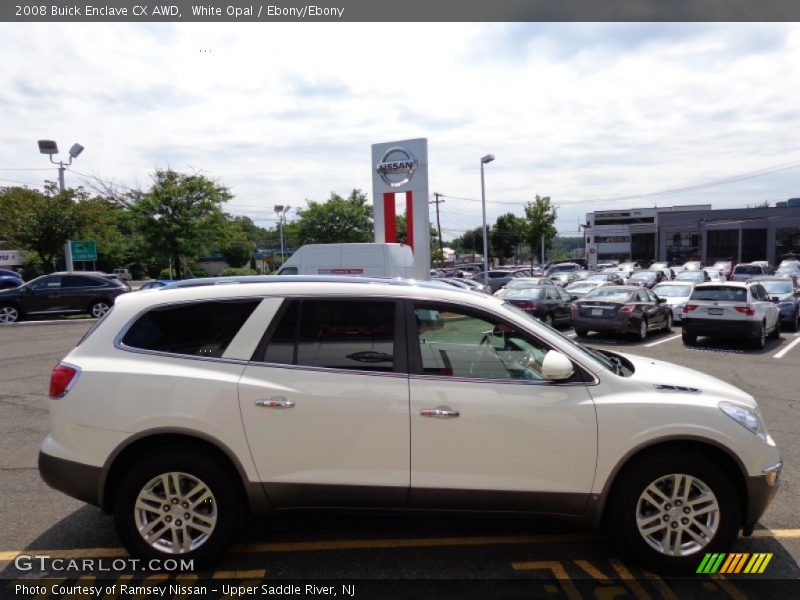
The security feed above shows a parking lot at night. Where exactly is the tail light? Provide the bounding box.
[735,306,756,316]
[683,304,699,313]
[619,305,634,315]
[516,303,539,311]
[570,303,579,311]
[49,363,79,398]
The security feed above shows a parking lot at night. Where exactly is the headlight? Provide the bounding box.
[719,401,770,442]
[777,301,793,309]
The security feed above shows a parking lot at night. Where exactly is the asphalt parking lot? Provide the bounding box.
[1,319,798,598]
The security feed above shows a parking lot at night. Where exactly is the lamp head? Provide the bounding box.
[38,140,59,155]
[68,143,84,159]
[481,154,495,164]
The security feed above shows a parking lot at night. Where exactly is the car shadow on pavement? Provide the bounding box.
[682,335,784,356]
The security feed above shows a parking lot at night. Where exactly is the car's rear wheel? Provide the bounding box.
[768,320,780,340]
[575,329,588,337]
[0,304,21,324]
[89,300,111,319]
[545,314,554,327]
[682,331,696,345]
[608,450,741,573]
[663,312,673,333]
[753,323,766,349]
[637,319,648,341]
[113,450,244,569]
[792,311,800,332]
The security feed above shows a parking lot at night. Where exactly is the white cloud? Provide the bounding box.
[1,22,799,236]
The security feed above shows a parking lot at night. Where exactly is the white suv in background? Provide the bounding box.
[39,277,781,571]
[681,281,780,349]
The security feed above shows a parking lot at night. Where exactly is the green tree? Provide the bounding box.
[295,189,373,244]
[130,169,232,278]
[522,195,558,266]
[219,240,253,268]
[0,186,82,272]
[72,197,128,271]
[491,213,526,260]
[450,226,485,255]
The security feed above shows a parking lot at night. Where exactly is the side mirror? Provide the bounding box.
[540,350,574,381]
[658,297,667,304]
[571,295,578,301]
[771,297,780,303]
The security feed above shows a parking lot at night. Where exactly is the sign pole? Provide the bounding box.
[65,240,74,272]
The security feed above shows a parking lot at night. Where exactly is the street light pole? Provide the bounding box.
[274,205,292,269]
[38,140,84,192]
[480,154,495,286]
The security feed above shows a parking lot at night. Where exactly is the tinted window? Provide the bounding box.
[31,275,62,290]
[734,265,762,275]
[278,267,298,275]
[690,286,747,302]
[122,300,260,357]
[62,275,101,287]
[261,300,396,372]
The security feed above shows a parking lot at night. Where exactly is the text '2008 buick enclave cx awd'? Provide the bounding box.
[39,277,781,571]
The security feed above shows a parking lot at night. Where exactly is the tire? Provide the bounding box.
[575,329,588,338]
[637,319,648,341]
[752,323,766,350]
[89,300,111,319]
[608,449,741,573]
[682,331,696,345]
[792,311,800,333]
[545,314,554,327]
[0,304,21,324]
[663,312,673,333]
[113,449,244,569]
[768,320,780,340]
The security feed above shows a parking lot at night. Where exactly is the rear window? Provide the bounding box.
[734,265,762,274]
[653,284,692,297]
[121,300,260,357]
[503,288,544,299]
[583,289,631,302]
[690,286,747,302]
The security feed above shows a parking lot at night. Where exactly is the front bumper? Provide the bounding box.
[39,450,103,507]
[743,462,782,535]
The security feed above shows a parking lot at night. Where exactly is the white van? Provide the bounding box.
[277,243,415,278]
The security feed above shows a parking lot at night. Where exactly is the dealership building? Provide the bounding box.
[584,202,800,265]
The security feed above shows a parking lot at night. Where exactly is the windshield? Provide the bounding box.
[677,272,704,280]
[760,281,792,294]
[567,282,596,290]
[653,284,692,297]
[630,272,656,281]
[588,275,609,281]
[502,302,615,372]
[734,265,761,274]
[583,288,631,302]
[776,266,799,274]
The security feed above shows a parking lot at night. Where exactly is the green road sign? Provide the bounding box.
[70,240,97,261]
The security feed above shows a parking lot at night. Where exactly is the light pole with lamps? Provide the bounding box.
[37,140,84,192]
[274,204,292,268]
[480,154,495,286]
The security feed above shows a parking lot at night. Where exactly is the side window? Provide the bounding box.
[260,300,396,372]
[752,285,767,301]
[121,300,260,357]
[413,304,559,382]
[637,290,649,302]
[31,276,62,290]
[546,288,559,300]
[62,275,99,287]
[278,267,298,275]
[645,289,658,302]
[558,288,572,302]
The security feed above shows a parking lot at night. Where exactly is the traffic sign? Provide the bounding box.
[70,240,97,261]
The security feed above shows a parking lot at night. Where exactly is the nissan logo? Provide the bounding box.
[376,146,417,188]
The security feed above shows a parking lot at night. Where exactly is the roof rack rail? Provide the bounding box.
[160,275,451,290]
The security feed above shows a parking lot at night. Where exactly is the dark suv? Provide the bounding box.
[0,272,129,323]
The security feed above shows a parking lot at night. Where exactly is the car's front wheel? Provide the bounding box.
[113,450,244,569]
[609,449,741,572]
[0,304,21,324]
[663,312,673,333]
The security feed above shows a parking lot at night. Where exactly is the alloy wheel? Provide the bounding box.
[134,472,218,554]
[639,320,647,340]
[636,473,720,557]
[0,306,20,324]
[91,302,110,318]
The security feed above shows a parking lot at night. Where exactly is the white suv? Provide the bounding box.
[681,282,780,349]
[39,277,781,571]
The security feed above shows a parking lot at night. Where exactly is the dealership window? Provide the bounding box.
[595,235,631,243]
[741,229,767,263]
[631,233,655,263]
[776,227,800,262]
[706,230,739,264]
[260,300,396,372]
[122,300,260,357]
[666,232,700,264]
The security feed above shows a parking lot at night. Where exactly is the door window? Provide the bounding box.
[557,288,572,302]
[62,275,100,287]
[412,304,558,382]
[546,288,560,300]
[259,300,397,372]
[31,276,61,290]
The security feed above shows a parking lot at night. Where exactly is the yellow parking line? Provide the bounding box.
[1,528,796,562]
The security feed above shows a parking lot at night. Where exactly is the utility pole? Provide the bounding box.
[431,193,445,265]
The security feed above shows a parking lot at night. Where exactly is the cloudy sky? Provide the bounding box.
[2,22,799,239]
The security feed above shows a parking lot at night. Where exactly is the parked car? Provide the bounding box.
[549,271,582,287]
[595,261,619,271]
[0,268,24,289]
[475,269,530,292]
[712,261,734,280]
[451,278,488,293]
[682,261,703,271]
[113,268,132,282]
[675,270,711,284]
[495,284,572,327]
[0,272,128,323]
[565,280,610,299]
[681,282,780,349]
[39,276,782,571]
[137,279,177,290]
[545,262,582,277]
[501,277,556,290]
[626,270,667,289]
[652,282,695,324]
[587,272,625,285]
[617,262,642,275]
[775,262,800,278]
[753,276,800,331]
[731,263,769,282]
[704,268,726,283]
[649,261,671,272]
[571,285,673,340]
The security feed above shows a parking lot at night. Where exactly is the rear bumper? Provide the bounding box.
[682,317,761,338]
[572,315,637,334]
[38,451,102,507]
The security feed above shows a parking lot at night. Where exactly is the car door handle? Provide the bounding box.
[420,407,460,418]
[255,397,295,409]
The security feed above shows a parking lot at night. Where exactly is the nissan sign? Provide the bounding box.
[376,146,417,188]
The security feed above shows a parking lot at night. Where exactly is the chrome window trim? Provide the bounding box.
[408,373,598,387]
[244,360,409,379]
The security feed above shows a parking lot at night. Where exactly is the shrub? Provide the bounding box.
[219,267,258,277]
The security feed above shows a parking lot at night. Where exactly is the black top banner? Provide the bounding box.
[3,0,800,22]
